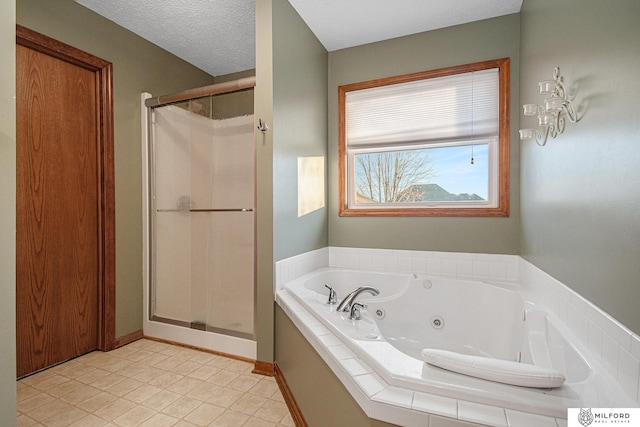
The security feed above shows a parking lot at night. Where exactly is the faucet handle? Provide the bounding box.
[349,302,367,320]
[324,284,338,305]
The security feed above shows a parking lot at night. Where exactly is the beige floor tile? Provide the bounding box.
[46,379,85,398]
[253,400,289,423]
[76,368,113,385]
[279,413,295,427]
[229,394,267,416]
[187,352,218,365]
[208,409,249,427]
[206,370,239,387]
[112,405,156,427]
[141,390,182,411]
[242,417,277,427]
[23,398,78,423]
[89,373,127,391]
[17,393,56,414]
[185,381,221,401]
[153,357,184,371]
[186,364,219,381]
[100,357,135,374]
[224,360,254,374]
[31,374,70,392]
[173,348,202,360]
[206,387,244,409]
[122,348,155,362]
[59,384,102,405]
[124,339,151,349]
[41,407,88,427]
[247,380,279,399]
[123,383,163,403]
[148,372,184,389]
[107,346,139,359]
[68,414,109,427]
[183,403,225,426]
[161,396,203,419]
[228,375,260,393]
[16,339,292,427]
[104,378,144,397]
[94,398,137,421]
[17,385,41,403]
[269,391,284,404]
[19,369,57,386]
[132,366,166,383]
[141,340,171,353]
[205,356,233,370]
[166,377,203,395]
[140,352,170,367]
[53,363,98,380]
[138,413,179,427]
[17,413,43,427]
[170,360,202,376]
[80,353,124,370]
[158,346,183,357]
[117,362,150,379]
[76,390,119,413]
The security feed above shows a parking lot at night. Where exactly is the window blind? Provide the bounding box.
[345,68,499,147]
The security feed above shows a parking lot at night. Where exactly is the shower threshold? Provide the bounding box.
[150,315,254,340]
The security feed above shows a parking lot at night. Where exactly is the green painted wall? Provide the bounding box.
[256,0,328,362]
[212,69,255,119]
[0,1,17,423]
[519,0,640,334]
[16,0,216,338]
[255,0,275,363]
[272,0,328,262]
[327,14,520,255]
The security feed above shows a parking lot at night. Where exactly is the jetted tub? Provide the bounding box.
[277,268,633,421]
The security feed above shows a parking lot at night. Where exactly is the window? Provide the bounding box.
[338,58,510,217]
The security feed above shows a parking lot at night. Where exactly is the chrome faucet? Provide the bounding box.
[324,284,338,305]
[336,286,380,312]
[349,302,367,320]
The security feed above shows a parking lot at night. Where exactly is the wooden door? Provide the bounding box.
[16,26,116,378]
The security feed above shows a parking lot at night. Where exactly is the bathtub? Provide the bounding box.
[276,268,633,424]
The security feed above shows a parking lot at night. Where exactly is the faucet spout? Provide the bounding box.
[336,286,380,312]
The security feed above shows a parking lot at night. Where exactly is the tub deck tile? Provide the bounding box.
[341,358,373,377]
[372,386,413,408]
[504,409,558,427]
[353,373,386,398]
[326,343,357,361]
[412,391,457,419]
[458,401,507,427]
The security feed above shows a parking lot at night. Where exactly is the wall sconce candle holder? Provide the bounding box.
[519,67,579,146]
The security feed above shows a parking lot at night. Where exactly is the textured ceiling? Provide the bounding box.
[76,0,522,77]
[75,0,256,77]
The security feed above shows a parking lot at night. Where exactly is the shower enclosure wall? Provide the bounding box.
[142,83,256,358]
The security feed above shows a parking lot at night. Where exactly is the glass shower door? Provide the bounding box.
[151,99,255,339]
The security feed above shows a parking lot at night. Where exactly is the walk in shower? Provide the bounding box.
[142,78,256,358]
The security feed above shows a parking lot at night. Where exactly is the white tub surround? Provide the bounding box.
[275,247,640,427]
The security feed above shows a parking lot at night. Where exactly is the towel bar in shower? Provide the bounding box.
[156,208,254,213]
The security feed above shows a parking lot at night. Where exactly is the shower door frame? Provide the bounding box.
[140,91,257,359]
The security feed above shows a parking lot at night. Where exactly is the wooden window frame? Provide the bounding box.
[338,57,510,217]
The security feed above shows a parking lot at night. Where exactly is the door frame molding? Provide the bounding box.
[17,25,116,351]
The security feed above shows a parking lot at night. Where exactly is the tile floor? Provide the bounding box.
[17,338,294,427]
